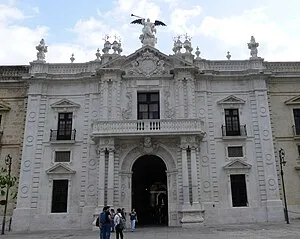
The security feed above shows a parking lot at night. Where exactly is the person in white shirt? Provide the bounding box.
[114,208,124,239]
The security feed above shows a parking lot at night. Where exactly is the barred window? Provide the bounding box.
[55,151,71,162]
[228,146,243,157]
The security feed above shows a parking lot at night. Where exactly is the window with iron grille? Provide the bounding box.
[137,92,160,119]
[225,109,240,136]
[55,151,71,162]
[294,109,300,135]
[51,180,68,213]
[230,174,248,207]
[228,146,243,157]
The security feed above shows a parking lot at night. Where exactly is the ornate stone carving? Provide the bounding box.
[121,92,132,119]
[126,50,167,77]
[35,38,48,62]
[164,89,174,119]
[248,36,259,59]
[140,137,158,154]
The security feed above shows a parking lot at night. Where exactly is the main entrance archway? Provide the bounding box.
[132,155,168,226]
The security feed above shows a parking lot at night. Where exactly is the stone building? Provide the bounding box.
[267,65,300,219]
[11,32,288,231]
[0,66,28,218]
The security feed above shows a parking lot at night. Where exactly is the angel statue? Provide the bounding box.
[131,14,166,47]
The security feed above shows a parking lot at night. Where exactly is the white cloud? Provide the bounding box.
[0,3,25,24]
[0,4,48,64]
[197,7,296,60]
[169,6,202,35]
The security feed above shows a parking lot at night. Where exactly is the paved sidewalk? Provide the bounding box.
[2,221,300,239]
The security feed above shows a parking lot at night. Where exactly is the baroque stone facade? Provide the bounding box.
[0,66,28,218]
[10,36,300,231]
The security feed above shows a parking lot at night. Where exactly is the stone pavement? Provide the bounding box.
[2,221,300,239]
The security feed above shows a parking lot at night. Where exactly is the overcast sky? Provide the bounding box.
[0,0,299,65]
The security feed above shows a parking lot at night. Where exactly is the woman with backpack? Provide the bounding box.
[114,208,125,239]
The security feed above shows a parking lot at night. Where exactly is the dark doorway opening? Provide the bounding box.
[132,155,168,226]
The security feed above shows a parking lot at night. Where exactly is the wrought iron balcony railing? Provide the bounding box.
[292,125,300,137]
[92,119,205,137]
[50,129,76,141]
[221,125,247,137]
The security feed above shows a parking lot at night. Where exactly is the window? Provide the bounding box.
[230,174,248,207]
[137,92,160,119]
[294,109,300,135]
[51,180,68,213]
[57,113,73,140]
[298,145,300,156]
[225,109,240,136]
[228,146,243,157]
[55,151,71,162]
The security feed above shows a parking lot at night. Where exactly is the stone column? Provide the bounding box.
[190,147,200,206]
[107,148,115,206]
[181,146,190,206]
[180,136,204,226]
[97,147,106,207]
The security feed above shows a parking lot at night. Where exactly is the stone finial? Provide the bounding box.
[117,41,123,55]
[70,53,75,63]
[102,35,111,54]
[35,38,48,62]
[195,46,201,59]
[95,48,101,61]
[172,36,182,54]
[183,34,193,54]
[248,36,259,59]
[226,51,231,60]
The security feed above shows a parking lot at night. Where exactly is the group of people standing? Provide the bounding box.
[98,206,138,239]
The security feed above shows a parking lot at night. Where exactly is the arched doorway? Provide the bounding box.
[132,155,168,226]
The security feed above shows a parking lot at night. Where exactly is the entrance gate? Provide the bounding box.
[132,155,168,226]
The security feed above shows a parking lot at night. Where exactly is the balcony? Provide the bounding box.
[292,125,300,138]
[221,125,247,139]
[50,129,76,143]
[91,119,205,138]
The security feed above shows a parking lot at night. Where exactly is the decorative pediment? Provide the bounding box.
[0,101,11,111]
[124,48,171,77]
[98,45,194,78]
[50,99,80,109]
[46,163,76,175]
[285,95,300,105]
[223,159,252,171]
[217,95,245,105]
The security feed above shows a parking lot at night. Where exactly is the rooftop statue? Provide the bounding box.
[130,14,166,47]
[35,38,48,62]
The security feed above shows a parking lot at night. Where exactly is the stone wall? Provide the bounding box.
[0,66,28,219]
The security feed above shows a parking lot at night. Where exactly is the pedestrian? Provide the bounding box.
[114,208,124,239]
[99,206,106,239]
[129,208,138,232]
[121,208,126,230]
[102,206,112,239]
[110,208,115,232]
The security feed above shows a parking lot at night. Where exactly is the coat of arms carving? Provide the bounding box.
[127,50,167,77]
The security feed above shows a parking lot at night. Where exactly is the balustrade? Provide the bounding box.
[92,119,204,137]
